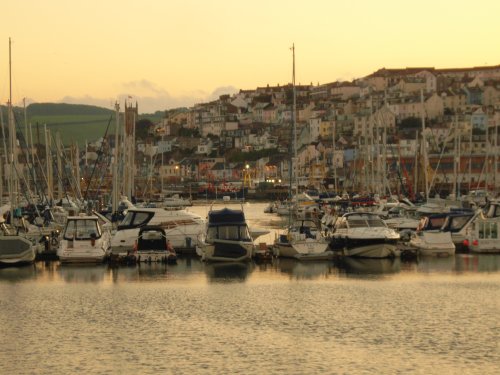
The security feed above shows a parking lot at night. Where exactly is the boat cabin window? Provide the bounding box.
[478,222,498,239]
[118,211,154,229]
[427,217,446,229]
[207,225,251,241]
[207,227,217,240]
[346,215,386,228]
[494,205,500,218]
[64,219,101,240]
[445,216,471,231]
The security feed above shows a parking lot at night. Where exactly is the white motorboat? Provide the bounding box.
[57,214,111,264]
[162,194,192,208]
[383,206,421,231]
[409,230,455,257]
[274,219,332,261]
[330,212,400,258]
[111,207,205,254]
[196,206,254,262]
[0,217,36,266]
[276,200,294,216]
[134,226,177,263]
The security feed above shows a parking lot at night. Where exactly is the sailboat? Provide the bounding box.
[273,44,333,261]
[0,38,36,266]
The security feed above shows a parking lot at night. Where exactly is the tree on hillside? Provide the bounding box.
[135,119,154,140]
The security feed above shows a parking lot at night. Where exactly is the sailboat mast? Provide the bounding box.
[292,43,297,195]
[8,37,17,221]
[420,90,429,200]
[453,115,458,197]
[112,102,119,214]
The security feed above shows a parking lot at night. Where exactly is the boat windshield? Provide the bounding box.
[118,211,154,229]
[347,214,386,228]
[64,219,101,240]
[207,225,251,241]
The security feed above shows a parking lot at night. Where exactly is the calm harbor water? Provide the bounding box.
[1,202,499,374]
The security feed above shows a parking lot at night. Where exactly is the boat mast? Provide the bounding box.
[495,118,498,193]
[292,43,297,195]
[0,106,6,202]
[8,37,17,221]
[453,115,458,197]
[112,102,119,214]
[332,116,337,193]
[420,90,429,200]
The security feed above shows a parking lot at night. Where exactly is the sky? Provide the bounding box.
[1,0,499,113]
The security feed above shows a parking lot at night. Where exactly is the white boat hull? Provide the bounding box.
[343,243,399,258]
[197,240,254,262]
[0,236,36,265]
[410,231,455,257]
[58,236,110,264]
[274,239,332,261]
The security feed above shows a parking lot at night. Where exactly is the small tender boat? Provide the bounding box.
[409,231,455,256]
[330,212,400,258]
[57,214,111,264]
[0,217,36,266]
[162,194,192,208]
[134,226,177,263]
[196,206,254,262]
[274,219,332,261]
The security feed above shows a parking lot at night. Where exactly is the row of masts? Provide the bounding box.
[2,38,137,215]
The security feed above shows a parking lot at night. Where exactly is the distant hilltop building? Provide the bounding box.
[125,100,138,136]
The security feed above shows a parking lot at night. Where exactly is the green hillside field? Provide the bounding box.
[28,114,116,146]
[0,103,164,147]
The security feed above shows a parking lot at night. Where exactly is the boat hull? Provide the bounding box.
[330,237,400,258]
[197,240,254,262]
[0,236,36,265]
[410,231,455,257]
[274,240,332,261]
[58,239,110,264]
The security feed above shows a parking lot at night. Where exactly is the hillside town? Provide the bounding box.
[83,64,500,201]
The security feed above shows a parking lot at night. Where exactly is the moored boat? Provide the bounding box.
[330,212,400,258]
[196,206,254,262]
[134,226,177,263]
[0,218,36,266]
[409,231,455,257]
[274,218,332,261]
[57,214,111,264]
[111,207,205,254]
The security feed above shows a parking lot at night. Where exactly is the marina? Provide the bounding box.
[1,202,500,374]
[1,6,499,372]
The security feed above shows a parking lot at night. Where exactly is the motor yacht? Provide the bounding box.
[111,207,205,255]
[330,212,400,258]
[57,214,111,264]
[196,206,254,262]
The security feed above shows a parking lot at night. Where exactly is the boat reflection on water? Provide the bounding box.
[0,263,37,282]
[335,257,401,277]
[455,253,500,273]
[204,261,254,282]
[57,264,108,283]
[274,258,337,280]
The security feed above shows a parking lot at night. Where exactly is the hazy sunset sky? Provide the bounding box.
[1,0,499,113]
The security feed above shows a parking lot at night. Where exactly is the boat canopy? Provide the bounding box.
[208,208,246,225]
